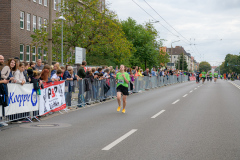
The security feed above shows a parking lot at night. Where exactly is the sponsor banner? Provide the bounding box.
[5,84,39,116]
[39,81,66,115]
[190,76,196,81]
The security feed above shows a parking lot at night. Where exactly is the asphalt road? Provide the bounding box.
[1,79,240,160]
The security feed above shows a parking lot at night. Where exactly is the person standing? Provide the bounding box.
[77,61,87,78]
[116,65,130,113]
[0,55,10,127]
[35,59,44,71]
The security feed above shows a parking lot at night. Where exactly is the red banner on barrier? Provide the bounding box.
[190,76,196,81]
[39,81,66,115]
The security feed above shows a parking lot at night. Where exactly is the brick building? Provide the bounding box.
[0,0,63,62]
[0,0,105,63]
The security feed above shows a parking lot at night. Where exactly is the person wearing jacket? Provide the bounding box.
[13,63,26,85]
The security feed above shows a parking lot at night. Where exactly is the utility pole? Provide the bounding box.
[48,0,52,65]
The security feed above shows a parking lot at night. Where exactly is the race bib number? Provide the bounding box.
[118,79,124,84]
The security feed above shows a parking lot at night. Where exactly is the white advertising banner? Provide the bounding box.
[5,84,39,116]
[39,81,66,115]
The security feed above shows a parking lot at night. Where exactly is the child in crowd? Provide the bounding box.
[31,70,43,91]
[51,69,63,81]
[14,63,26,85]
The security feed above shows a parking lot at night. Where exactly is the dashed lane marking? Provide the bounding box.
[183,94,188,97]
[172,99,180,104]
[190,90,193,93]
[102,129,138,151]
[151,110,165,119]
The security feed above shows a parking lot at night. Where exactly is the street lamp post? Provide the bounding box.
[171,40,180,69]
[59,14,66,66]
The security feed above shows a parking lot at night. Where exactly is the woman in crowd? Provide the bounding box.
[40,64,51,82]
[13,63,26,85]
[1,58,17,82]
[51,62,60,77]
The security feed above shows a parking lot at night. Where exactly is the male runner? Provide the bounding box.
[196,71,200,83]
[116,65,130,113]
[209,71,213,82]
[201,70,206,84]
[214,71,218,83]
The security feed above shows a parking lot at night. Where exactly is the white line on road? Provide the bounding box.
[190,90,193,93]
[151,110,165,118]
[102,129,138,151]
[183,94,188,97]
[194,88,197,90]
[172,99,180,104]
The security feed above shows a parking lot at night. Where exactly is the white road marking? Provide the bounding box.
[151,110,165,119]
[102,129,137,151]
[183,94,188,97]
[194,88,197,90]
[190,90,193,93]
[172,99,180,104]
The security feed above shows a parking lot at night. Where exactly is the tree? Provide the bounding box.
[175,53,188,71]
[199,61,211,72]
[31,0,133,66]
[121,17,162,69]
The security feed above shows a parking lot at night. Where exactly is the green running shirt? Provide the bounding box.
[116,72,130,88]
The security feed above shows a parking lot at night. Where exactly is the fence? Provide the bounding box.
[0,75,189,126]
[65,75,189,108]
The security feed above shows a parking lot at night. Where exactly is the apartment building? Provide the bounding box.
[0,0,64,62]
[0,0,105,63]
[166,46,193,71]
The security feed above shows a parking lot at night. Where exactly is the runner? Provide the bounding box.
[209,71,213,82]
[116,65,130,113]
[214,71,218,83]
[201,70,207,84]
[196,70,200,83]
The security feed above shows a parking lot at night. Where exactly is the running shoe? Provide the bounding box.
[122,109,126,113]
[117,106,121,112]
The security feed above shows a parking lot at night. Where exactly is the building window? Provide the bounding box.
[33,15,37,30]
[20,11,24,29]
[44,19,47,31]
[54,0,57,10]
[20,44,24,61]
[38,17,42,30]
[27,13,31,31]
[38,47,42,59]
[26,45,30,62]
[58,0,61,11]
[174,56,175,58]
[39,0,42,4]
[32,46,36,62]
[44,0,47,6]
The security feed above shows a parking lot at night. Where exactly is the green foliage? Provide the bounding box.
[31,0,133,66]
[121,18,163,69]
[175,53,188,71]
[199,61,211,72]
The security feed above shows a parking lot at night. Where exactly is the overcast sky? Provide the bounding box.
[106,0,240,66]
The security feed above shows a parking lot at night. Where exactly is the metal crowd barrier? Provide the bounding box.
[0,75,189,126]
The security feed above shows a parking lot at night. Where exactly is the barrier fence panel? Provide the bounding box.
[77,79,86,107]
